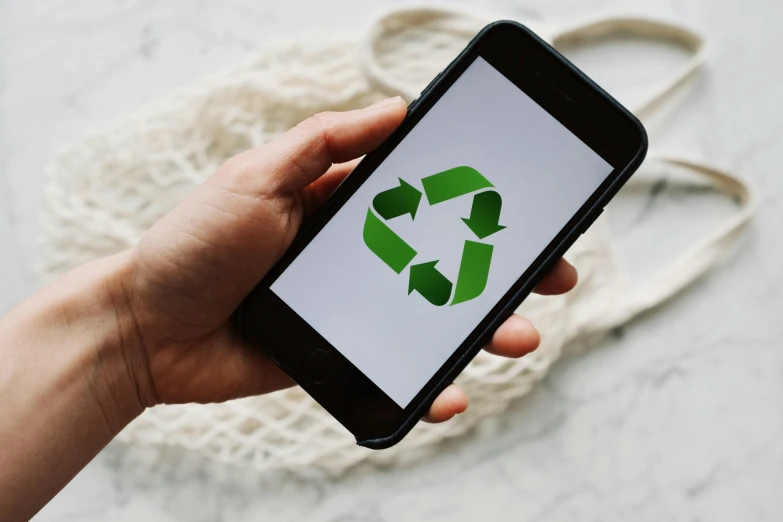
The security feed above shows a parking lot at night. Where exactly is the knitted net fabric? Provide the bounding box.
[38,8,643,472]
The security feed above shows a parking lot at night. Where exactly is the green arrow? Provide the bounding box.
[462,191,506,239]
[408,261,453,306]
[451,241,493,306]
[421,166,493,205]
[372,178,423,220]
[362,208,417,274]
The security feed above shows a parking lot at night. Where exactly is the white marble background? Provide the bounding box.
[2,0,782,520]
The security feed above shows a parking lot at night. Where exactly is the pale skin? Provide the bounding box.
[0,97,578,521]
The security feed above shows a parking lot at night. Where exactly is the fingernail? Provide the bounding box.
[366,96,404,111]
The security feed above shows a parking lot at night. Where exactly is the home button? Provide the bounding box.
[302,349,335,384]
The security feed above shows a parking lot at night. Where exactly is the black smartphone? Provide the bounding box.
[237,21,647,449]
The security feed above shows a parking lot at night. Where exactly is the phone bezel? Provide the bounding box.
[237,20,648,448]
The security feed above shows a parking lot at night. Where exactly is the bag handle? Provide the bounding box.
[576,153,756,334]
[360,7,708,121]
[551,16,708,120]
[360,6,491,101]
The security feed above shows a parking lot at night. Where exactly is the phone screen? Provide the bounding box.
[271,57,613,408]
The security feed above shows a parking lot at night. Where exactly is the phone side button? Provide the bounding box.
[581,208,604,235]
[302,349,336,384]
[421,71,443,97]
[409,71,442,112]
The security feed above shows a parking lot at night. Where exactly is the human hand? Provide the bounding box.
[120,97,578,422]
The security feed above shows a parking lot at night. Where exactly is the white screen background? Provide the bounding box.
[272,58,613,407]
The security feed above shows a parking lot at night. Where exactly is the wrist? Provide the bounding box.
[72,250,154,429]
[14,251,151,432]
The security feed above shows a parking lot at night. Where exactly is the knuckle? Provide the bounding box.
[296,111,337,151]
[220,151,249,176]
[298,110,338,132]
[221,145,263,174]
[216,149,278,200]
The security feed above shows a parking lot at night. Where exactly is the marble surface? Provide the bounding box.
[2,0,782,520]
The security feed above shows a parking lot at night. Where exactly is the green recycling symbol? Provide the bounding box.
[362,166,506,306]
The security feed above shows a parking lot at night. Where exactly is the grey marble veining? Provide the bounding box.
[1,0,782,520]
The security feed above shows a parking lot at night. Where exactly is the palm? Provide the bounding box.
[128,175,308,404]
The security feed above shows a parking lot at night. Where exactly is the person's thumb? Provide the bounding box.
[213,97,407,197]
